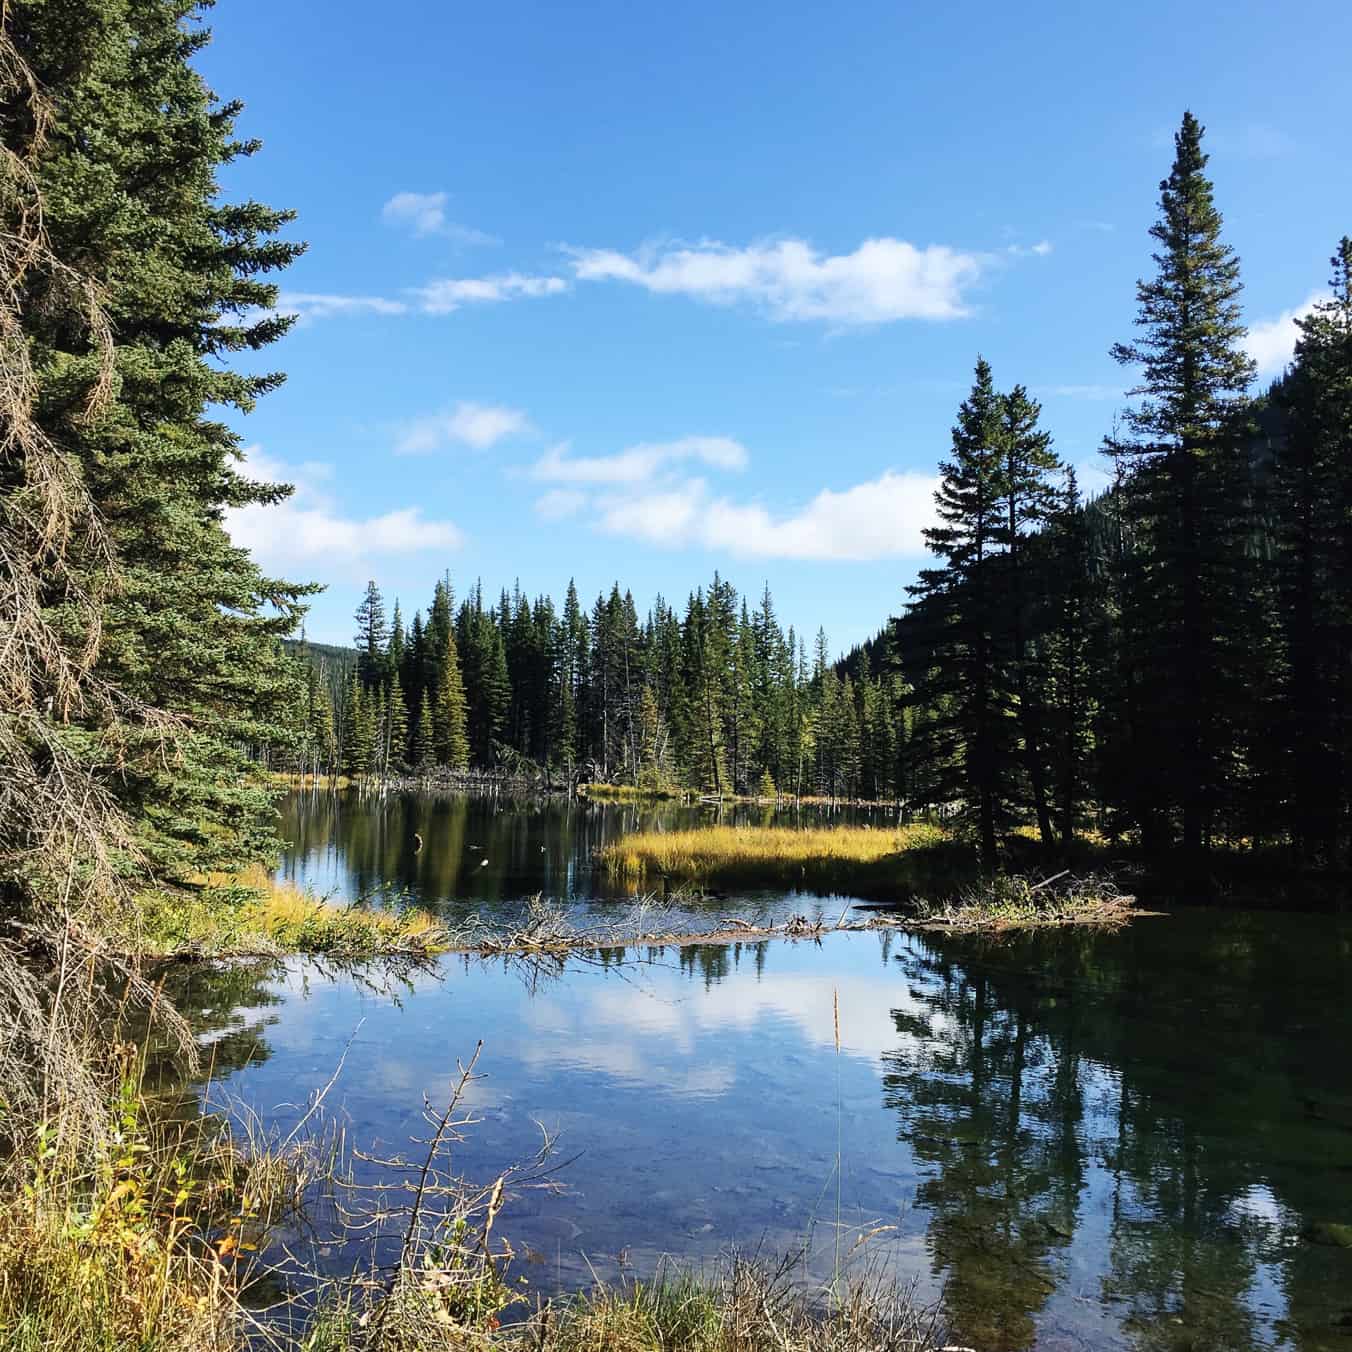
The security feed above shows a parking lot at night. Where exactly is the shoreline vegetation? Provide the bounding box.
[274,768,918,813]
[126,855,1142,963]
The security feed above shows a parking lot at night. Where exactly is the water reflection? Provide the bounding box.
[274,788,898,927]
[173,907,1352,1350]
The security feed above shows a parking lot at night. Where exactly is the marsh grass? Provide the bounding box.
[600,823,956,899]
[910,873,1139,932]
[581,782,685,802]
[0,1027,331,1352]
[132,866,450,959]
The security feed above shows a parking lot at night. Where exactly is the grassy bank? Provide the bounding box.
[601,822,956,897]
[131,867,450,960]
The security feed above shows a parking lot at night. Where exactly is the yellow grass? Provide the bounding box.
[601,822,951,896]
[133,866,448,958]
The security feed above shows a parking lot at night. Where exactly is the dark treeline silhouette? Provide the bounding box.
[288,112,1352,874]
[863,112,1352,871]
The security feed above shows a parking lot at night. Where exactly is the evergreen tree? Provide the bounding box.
[433,632,470,771]
[908,358,1019,869]
[384,675,410,775]
[388,600,406,687]
[1108,111,1257,853]
[342,673,374,778]
[354,580,389,688]
[1,0,311,914]
[410,695,434,772]
[1273,238,1352,860]
[998,385,1062,846]
[1043,470,1096,845]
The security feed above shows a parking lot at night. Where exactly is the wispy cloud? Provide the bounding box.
[227,448,463,570]
[531,435,748,485]
[380,191,500,246]
[276,292,409,322]
[533,488,588,521]
[396,402,532,455]
[1006,239,1054,258]
[1245,293,1322,377]
[565,235,986,325]
[266,272,569,324]
[414,272,568,313]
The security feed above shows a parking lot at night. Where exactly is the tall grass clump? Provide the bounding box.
[132,865,450,958]
[601,823,955,899]
[0,939,330,1352]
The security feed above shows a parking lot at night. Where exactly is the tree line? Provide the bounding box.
[888,112,1352,869]
[288,572,914,801]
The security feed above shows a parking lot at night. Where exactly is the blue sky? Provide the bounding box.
[206,0,1352,652]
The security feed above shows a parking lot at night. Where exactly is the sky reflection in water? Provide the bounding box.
[185,874,1352,1352]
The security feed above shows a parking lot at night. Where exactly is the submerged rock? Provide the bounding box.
[1302,1220,1352,1247]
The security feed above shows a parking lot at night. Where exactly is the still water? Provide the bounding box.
[272,786,899,927]
[180,790,1352,1350]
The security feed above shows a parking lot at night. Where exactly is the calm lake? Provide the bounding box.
[174,790,1352,1350]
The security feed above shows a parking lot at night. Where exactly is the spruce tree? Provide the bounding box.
[410,695,434,772]
[1108,111,1257,853]
[1,0,311,916]
[908,358,1018,869]
[1043,469,1096,845]
[354,581,389,688]
[998,385,1062,847]
[433,633,470,771]
[385,675,410,775]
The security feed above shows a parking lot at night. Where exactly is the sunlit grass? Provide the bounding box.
[581,781,684,802]
[601,822,953,896]
[911,873,1140,932]
[132,865,448,958]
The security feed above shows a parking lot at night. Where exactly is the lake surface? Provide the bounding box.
[273,786,901,929]
[184,790,1352,1350]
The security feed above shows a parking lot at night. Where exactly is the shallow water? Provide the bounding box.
[204,791,1352,1350]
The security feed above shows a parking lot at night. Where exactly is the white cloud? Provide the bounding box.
[226,447,463,570]
[1245,293,1322,377]
[531,435,748,485]
[380,191,499,246]
[395,402,531,455]
[565,235,985,325]
[415,272,568,314]
[1006,239,1054,258]
[268,272,567,325]
[275,292,409,322]
[592,469,940,561]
